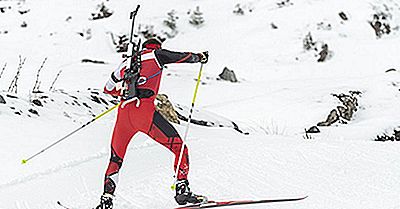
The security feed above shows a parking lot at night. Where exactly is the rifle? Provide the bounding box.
[122,5,141,100]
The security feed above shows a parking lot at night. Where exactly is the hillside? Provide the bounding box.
[1,0,400,209]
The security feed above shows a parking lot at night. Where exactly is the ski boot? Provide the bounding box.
[95,193,114,209]
[174,179,208,205]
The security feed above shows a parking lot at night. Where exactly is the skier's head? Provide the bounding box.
[142,37,164,50]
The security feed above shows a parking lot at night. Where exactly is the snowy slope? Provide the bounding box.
[1,0,400,208]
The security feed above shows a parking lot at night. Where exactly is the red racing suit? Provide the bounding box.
[102,47,202,195]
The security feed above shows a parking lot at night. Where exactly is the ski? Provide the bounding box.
[174,196,307,209]
[57,201,96,209]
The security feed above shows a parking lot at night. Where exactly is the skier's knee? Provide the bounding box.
[110,148,123,168]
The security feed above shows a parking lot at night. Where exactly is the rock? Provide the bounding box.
[233,4,244,15]
[219,67,238,82]
[31,99,43,107]
[369,13,391,38]
[375,134,390,141]
[306,126,320,133]
[21,21,27,28]
[318,91,361,127]
[339,12,348,21]
[90,2,113,20]
[395,129,400,141]
[317,44,329,62]
[0,95,5,104]
[375,129,400,142]
[155,94,180,124]
[334,93,358,121]
[18,9,30,15]
[28,109,39,116]
[317,109,339,126]
[303,32,315,51]
[277,0,293,8]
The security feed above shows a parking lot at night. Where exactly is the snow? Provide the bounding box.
[1,0,400,208]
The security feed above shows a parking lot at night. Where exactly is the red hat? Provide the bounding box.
[142,37,163,49]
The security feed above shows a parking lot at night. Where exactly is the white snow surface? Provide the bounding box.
[1,0,400,208]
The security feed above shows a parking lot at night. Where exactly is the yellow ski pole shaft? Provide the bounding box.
[21,103,120,164]
[171,63,204,190]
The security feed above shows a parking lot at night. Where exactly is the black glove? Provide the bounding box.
[198,51,209,64]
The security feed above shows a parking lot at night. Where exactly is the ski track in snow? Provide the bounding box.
[0,151,108,190]
[0,137,199,191]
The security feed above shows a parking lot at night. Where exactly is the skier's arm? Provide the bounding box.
[104,60,125,96]
[154,49,207,65]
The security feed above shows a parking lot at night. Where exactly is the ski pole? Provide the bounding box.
[171,63,204,190]
[21,103,120,164]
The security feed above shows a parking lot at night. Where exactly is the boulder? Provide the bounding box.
[339,12,348,21]
[317,44,329,62]
[306,126,320,133]
[334,93,358,121]
[317,109,339,126]
[318,91,361,127]
[218,67,238,82]
[31,99,43,107]
[28,109,39,116]
[0,94,5,104]
[155,94,180,124]
[395,129,400,141]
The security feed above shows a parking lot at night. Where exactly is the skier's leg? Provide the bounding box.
[103,110,137,195]
[147,111,189,180]
[146,111,207,205]
[146,111,206,205]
